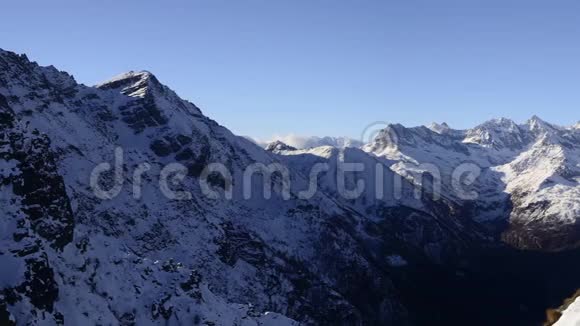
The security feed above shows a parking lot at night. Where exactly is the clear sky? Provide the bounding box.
[1,1,579,140]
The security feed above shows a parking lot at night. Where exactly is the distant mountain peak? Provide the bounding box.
[261,135,362,150]
[479,117,518,129]
[427,122,451,134]
[265,140,297,152]
[524,115,563,135]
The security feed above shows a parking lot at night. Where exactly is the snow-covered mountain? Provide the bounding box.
[264,140,297,152]
[362,117,580,251]
[1,48,579,326]
[267,144,489,264]
[0,49,410,325]
[262,135,363,150]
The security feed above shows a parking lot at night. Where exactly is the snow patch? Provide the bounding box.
[555,296,580,326]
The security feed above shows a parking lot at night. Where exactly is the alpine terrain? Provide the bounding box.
[0,49,579,326]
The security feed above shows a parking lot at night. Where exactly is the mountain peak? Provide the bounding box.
[526,115,556,132]
[478,117,518,129]
[527,115,547,125]
[461,118,526,150]
[96,70,161,98]
[0,48,78,95]
[428,122,451,134]
[100,70,156,83]
[266,140,297,152]
[0,48,25,60]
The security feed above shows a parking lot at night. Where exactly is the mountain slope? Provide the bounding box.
[1,48,579,326]
[363,118,580,251]
[0,49,408,325]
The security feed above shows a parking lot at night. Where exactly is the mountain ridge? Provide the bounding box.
[0,48,409,325]
[1,48,579,325]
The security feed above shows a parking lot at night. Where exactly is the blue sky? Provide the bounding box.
[1,1,579,140]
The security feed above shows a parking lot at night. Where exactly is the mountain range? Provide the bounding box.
[255,135,363,151]
[0,48,579,325]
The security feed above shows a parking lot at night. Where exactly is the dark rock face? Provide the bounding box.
[17,254,59,312]
[117,97,168,133]
[216,222,267,267]
[502,219,580,251]
[150,134,194,158]
[0,303,14,326]
[0,94,13,128]
[0,51,78,105]
[0,97,73,324]
[213,221,403,325]
[266,140,297,152]
[0,110,74,251]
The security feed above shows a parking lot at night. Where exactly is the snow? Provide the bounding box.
[95,70,153,87]
[1,46,579,324]
[427,122,451,134]
[555,297,580,326]
[362,116,580,232]
[259,135,363,150]
[0,159,19,178]
[0,254,25,288]
[0,48,402,325]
